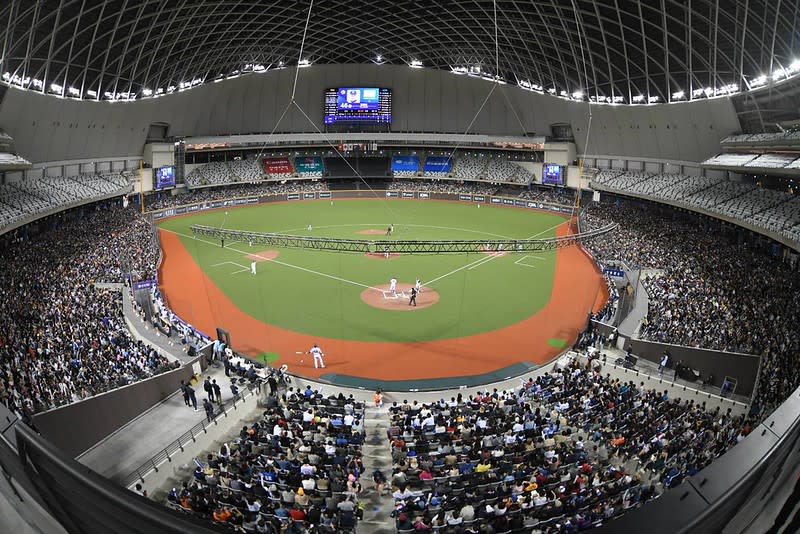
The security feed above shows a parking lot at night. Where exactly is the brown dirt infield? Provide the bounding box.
[364,252,402,260]
[361,284,439,311]
[158,221,607,381]
[245,249,279,262]
[355,228,386,235]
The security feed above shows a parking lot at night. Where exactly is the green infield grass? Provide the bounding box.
[157,198,567,342]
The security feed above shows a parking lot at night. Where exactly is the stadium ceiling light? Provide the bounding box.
[648,95,660,103]
[703,86,713,96]
[451,66,468,75]
[67,87,80,96]
[751,74,768,87]
[31,78,43,88]
[1,72,9,80]
[790,60,800,72]
[86,89,97,97]
[298,59,311,68]
[376,55,382,62]
[672,90,685,100]
[547,87,556,94]
[631,94,645,102]
[142,88,153,96]
[409,59,423,68]
[50,83,63,93]
[572,91,584,99]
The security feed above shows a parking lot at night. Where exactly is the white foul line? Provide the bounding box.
[425,254,501,286]
[515,255,541,269]
[163,229,382,291]
[525,220,567,239]
[467,252,505,271]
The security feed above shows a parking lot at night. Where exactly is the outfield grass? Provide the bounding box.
[158,199,567,343]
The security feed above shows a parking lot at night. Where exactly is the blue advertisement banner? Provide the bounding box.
[391,155,420,172]
[423,156,453,173]
[132,279,156,291]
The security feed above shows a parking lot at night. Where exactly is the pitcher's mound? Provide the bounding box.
[364,252,402,260]
[361,283,439,311]
[246,249,280,262]
[355,229,386,235]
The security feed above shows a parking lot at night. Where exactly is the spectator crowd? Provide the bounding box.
[0,205,175,415]
[385,358,747,532]
[146,182,330,211]
[168,386,367,533]
[581,198,800,420]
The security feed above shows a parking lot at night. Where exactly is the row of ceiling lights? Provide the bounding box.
[3,55,800,103]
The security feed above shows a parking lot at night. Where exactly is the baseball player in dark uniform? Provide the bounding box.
[408,286,418,307]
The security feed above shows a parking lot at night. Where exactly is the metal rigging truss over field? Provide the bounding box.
[190,223,617,254]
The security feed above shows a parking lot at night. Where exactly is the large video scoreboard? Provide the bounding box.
[324,87,392,124]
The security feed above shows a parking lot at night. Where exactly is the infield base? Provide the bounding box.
[361,283,439,311]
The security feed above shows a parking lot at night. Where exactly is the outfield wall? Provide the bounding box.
[148,189,576,220]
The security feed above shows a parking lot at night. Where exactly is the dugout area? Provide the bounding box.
[156,196,608,389]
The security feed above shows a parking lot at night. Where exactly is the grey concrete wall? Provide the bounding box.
[32,364,194,459]
[0,64,739,163]
[625,338,760,397]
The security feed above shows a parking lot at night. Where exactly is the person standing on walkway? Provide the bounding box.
[658,352,669,376]
[203,376,213,400]
[223,354,231,377]
[180,380,191,406]
[212,379,222,404]
[188,384,198,411]
[203,398,214,422]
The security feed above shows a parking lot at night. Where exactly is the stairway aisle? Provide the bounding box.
[358,405,396,533]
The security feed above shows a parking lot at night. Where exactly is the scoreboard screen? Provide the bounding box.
[155,166,175,189]
[324,87,392,123]
[542,164,564,185]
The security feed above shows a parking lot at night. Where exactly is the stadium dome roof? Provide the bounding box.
[1,0,799,104]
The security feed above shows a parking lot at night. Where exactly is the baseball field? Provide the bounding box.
[156,197,607,389]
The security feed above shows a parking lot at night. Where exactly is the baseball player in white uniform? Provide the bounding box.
[307,343,325,369]
[250,260,257,275]
[415,277,422,293]
[389,276,398,295]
